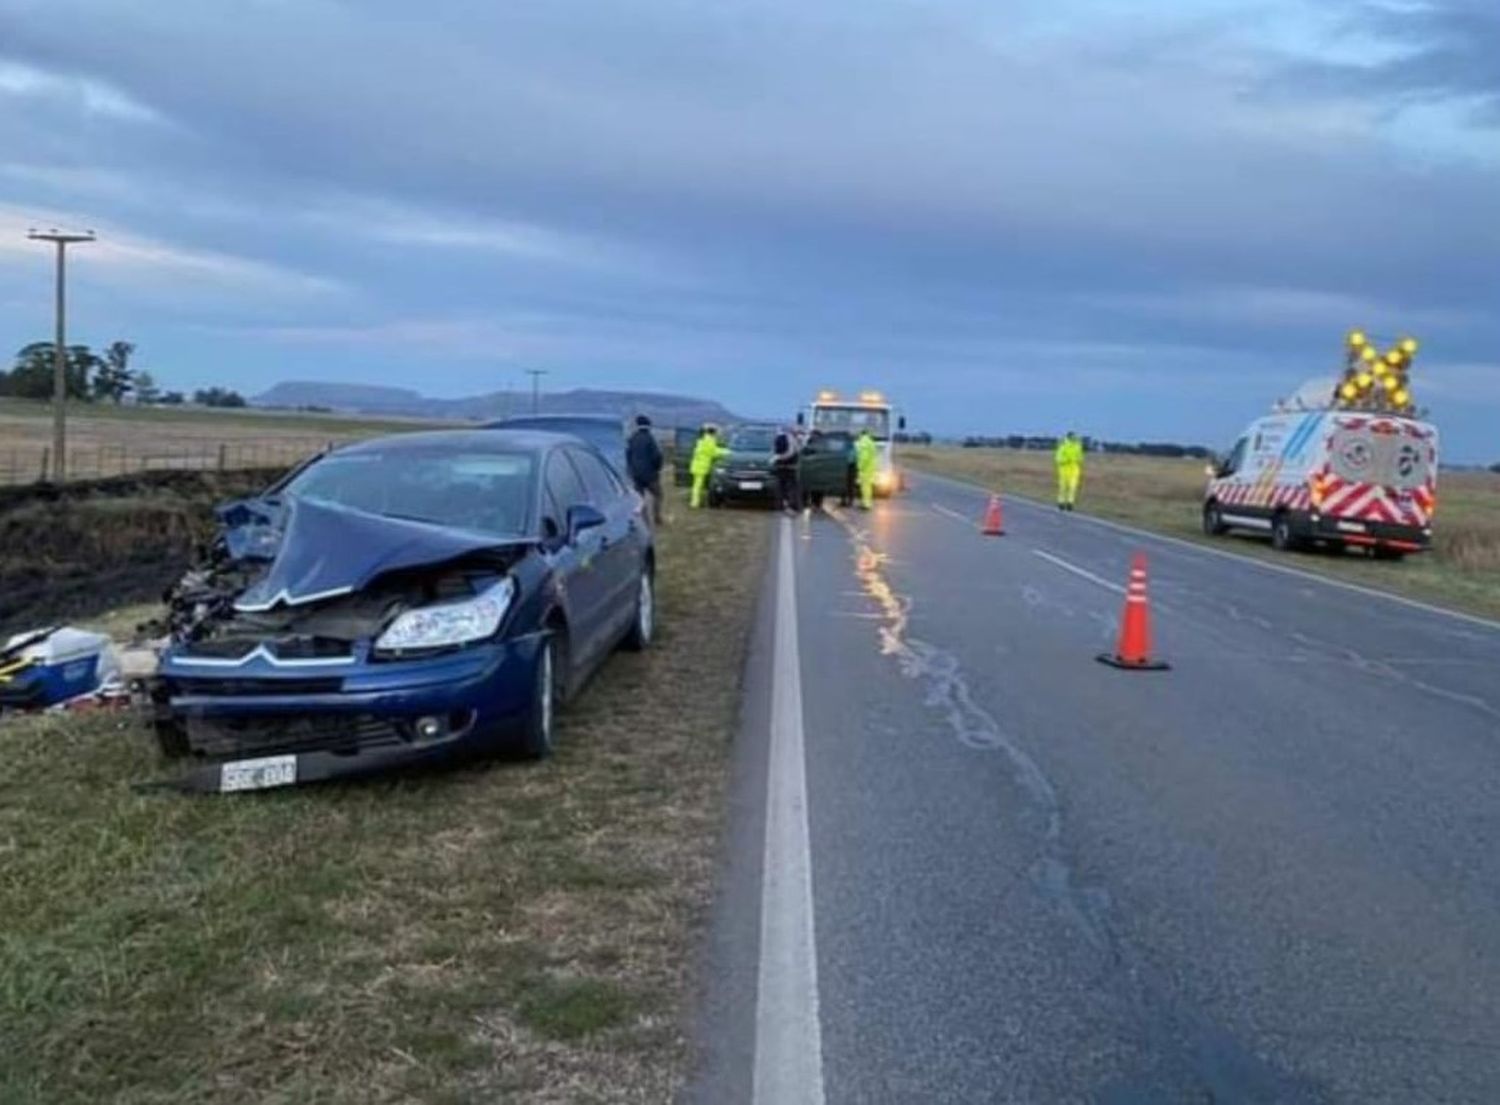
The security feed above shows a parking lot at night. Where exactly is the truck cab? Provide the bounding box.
[798,391,905,497]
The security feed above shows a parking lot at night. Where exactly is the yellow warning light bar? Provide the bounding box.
[858,390,885,404]
[816,390,838,403]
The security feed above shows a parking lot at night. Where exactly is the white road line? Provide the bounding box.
[931,502,971,526]
[916,471,1500,634]
[1032,549,1125,594]
[753,519,826,1105]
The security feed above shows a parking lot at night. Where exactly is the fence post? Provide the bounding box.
[40,447,50,483]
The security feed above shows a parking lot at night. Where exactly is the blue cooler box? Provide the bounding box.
[0,628,116,709]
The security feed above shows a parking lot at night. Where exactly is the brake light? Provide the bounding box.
[1309,475,1325,508]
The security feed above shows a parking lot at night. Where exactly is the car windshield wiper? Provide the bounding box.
[374,510,443,526]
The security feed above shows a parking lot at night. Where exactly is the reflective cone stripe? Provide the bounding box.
[982,494,1005,536]
[1098,552,1169,671]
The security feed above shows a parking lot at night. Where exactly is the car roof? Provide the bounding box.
[337,429,583,455]
[483,413,624,429]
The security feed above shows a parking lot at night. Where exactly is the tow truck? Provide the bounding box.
[796,390,906,497]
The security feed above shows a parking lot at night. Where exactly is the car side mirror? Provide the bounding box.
[566,504,606,542]
[796,412,805,426]
[898,415,907,431]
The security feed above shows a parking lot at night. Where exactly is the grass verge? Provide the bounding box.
[904,447,1500,621]
[0,505,769,1104]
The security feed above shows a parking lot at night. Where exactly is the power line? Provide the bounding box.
[27,228,95,482]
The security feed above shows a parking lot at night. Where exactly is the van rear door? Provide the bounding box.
[1322,416,1438,536]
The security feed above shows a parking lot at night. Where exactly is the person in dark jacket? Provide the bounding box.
[626,414,665,524]
[771,425,802,514]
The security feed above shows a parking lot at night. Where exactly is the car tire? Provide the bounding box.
[520,635,559,759]
[1271,513,1298,552]
[1203,502,1227,537]
[621,570,655,652]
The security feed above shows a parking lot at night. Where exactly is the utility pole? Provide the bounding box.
[524,368,548,414]
[27,228,95,482]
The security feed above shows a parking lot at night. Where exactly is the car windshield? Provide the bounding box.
[729,427,778,452]
[811,406,890,438]
[283,449,535,536]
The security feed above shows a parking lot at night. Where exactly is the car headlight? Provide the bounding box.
[876,470,896,490]
[375,578,515,653]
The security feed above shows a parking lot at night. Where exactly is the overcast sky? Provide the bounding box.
[0,0,1495,457]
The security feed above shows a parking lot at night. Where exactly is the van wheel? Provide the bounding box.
[1271,514,1298,552]
[1203,503,1227,536]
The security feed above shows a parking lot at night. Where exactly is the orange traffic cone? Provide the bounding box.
[1097,553,1170,670]
[981,494,1005,536]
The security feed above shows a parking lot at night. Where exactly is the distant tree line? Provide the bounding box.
[1491,462,1500,474]
[893,431,933,445]
[961,434,1211,459]
[0,341,246,409]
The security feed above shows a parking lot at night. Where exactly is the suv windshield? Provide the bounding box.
[283,449,534,536]
[728,427,778,452]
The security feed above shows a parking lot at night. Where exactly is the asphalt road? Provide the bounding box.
[690,472,1500,1105]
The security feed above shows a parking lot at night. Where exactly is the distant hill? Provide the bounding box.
[253,381,744,427]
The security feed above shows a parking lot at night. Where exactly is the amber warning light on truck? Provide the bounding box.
[1337,331,1420,414]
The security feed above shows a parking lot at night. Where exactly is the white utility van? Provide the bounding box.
[1204,409,1438,558]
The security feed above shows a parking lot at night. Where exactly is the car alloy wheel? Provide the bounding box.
[623,571,654,651]
[523,637,557,759]
[637,574,654,643]
[539,643,554,746]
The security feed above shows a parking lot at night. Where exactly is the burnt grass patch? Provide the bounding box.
[0,469,285,636]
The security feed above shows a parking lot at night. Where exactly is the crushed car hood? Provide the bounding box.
[228,496,535,611]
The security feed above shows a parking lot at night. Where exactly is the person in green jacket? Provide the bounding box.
[854,428,879,510]
[689,424,728,509]
[1055,431,1084,511]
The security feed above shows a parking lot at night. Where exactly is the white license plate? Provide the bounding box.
[1335,520,1367,533]
[220,754,298,793]
[738,480,765,491]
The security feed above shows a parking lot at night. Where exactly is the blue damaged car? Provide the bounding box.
[149,430,654,792]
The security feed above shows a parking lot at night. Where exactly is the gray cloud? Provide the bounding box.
[1281,1,1500,123]
[0,0,1495,455]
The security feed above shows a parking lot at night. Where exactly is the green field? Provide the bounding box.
[904,447,1500,621]
[0,506,768,1104]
